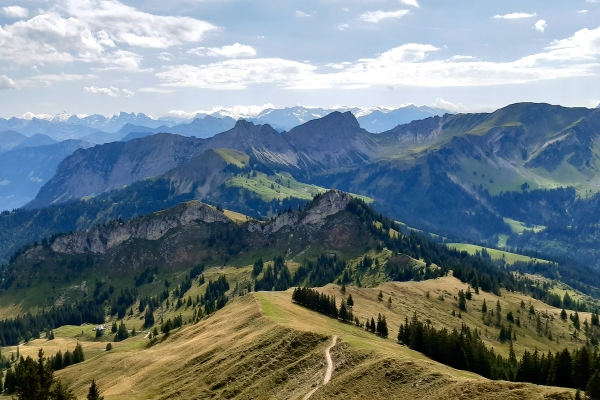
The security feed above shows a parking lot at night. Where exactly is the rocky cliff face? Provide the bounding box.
[51,201,230,255]
[27,134,208,209]
[47,190,352,255]
[285,112,379,169]
[249,190,352,234]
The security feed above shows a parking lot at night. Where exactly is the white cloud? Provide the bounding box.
[21,112,53,120]
[0,0,217,69]
[337,23,349,31]
[360,9,409,23]
[2,6,28,18]
[188,43,257,58]
[534,20,547,33]
[580,10,588,13]
[84,86,119,97]
[450,55,476,61]
[138,87,174,94]
[157,52,174,61]
[121,88,134,97]
[156,27,600,90]
[0,75,17,90]
[31,73,96,82]
[99,50,146,72]
[493,12,537,19]
[295,10,310,18]
[60,0,217,49]
[157,59,317,90]
[587,0,598,3]
[208,43,257,58]
[169,104,275,119]
[433,98,493,113]
[400,0,419,7]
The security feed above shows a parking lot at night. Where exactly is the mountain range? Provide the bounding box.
[1,105,450,143]
[2,102,600,398]
[3,101,600,270]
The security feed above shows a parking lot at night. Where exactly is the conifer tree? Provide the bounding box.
[73,342,84,364]
[496,300,502,325]
[482,298,487,313]
[378,290,383,301]
[4,368,15,394]
[116,321,129,341]
[339,299,348,322]
[560,309,567,320]
[347,294,354,307]
[86,379,104,400]
[340,284,346,295]
[458,290,467,311]
[573,346,591,390]
[587,371,600,400]
[144,308,154,328]
[51,380,76,400]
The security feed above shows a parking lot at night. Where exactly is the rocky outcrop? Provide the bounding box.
[249,190,352,234]
[51,201,230,254]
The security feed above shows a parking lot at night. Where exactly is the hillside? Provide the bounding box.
[0,188,598,397]
[7,282,576,399]
[0,191,371,310]
[0,148,369,262]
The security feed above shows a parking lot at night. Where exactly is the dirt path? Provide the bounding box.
[303,335,337,400]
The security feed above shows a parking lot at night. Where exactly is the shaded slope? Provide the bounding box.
[0,140,93,212]
[0,148,243,262]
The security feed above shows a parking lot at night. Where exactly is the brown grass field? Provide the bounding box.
[2,276,582,399]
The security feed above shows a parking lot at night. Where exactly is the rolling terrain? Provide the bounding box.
[0,189,597,398]
[6,280,579,399]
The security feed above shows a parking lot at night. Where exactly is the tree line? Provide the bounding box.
[397,311,600,398]
[2,346,102,399]
[291,287,388,338]
[0,301,104,346]
[347,198,595,312]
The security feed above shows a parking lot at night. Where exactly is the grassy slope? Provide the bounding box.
[212,148,250,167]
[5,276,585,399]
[226,171,373,203]
[446,243,551,264]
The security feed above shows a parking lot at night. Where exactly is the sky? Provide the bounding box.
[0,0,599,118]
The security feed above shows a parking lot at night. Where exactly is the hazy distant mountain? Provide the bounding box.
[14,133,57,149]
[357,105,450,133]
[0,118,102,141]
[0,106,450,145]
[68,112,177,132]
[0,131,27,152]
[0,131,57,153]
[118,115,237,141]
[0,140,93,211]
[201,105,451,132]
